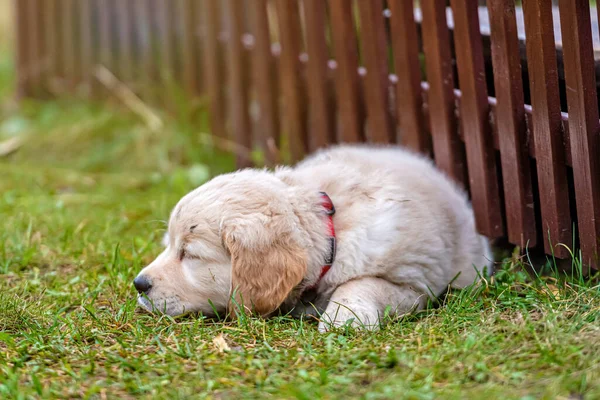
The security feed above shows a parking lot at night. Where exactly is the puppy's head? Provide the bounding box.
[134,170,309,317]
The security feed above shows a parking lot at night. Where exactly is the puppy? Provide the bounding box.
[134,144,493,331]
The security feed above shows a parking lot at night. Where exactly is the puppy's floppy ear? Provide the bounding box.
[222,213,307,316]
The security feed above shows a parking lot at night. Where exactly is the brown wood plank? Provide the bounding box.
[523,0,571,257]
[24,0,45,96]
[36,0,49,95]
[202,0,227,139]
[559,0,600,269]
[420,0,467,186]
[304,0,335,151]
[177,0,199,95]
[329,0,363,144]
[61,0,77,87]
[356,0,393,143]
[598,1,600,60]
[251,0,281,165]
[98,0,113,74]
[14,0,31,97]
[275,0,308,162]
[450,0,503,238]
[488,0,537,248]
[134,0,156,101]
[388,0,430,153]
[157,0,176,85]
[116,0,134,84]
[79,0,94,97]
[44,0,60,92]
[22,0,35,95]
[194,0,206,95]
[225,0,253,168]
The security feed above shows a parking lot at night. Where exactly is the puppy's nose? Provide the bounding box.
[133,275,153,294]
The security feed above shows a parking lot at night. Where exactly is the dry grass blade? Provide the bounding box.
[198,131,253,161]
[94,65,164,132]
[0,136,23,157]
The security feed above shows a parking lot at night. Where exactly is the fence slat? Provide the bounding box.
[388,0,429,153]
[356,0,393,143]
[116,0,134,84]
[276,0,308,161]
[177,0,199,95]
[61,0,77,87]
[523,0,571,257]
[134,0,155,101]
[14,0,30,97]
[304,0,336,151]
[450,0,503,238]
[202,0,227,139]
[25,0,45,96]
[420,1,467,186]
[559,0,600,269]
[194,0,206,95]
[157,0,175,89]
[44,0,60,92]
[79,0,94,96]
[251,0,281,165]
[488,0,537,248]
[329,0,363,143]
[225,0,253,168]
[98,0,113,81]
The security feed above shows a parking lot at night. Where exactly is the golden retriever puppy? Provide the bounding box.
[134,144,493,331]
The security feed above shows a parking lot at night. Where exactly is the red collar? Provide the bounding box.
[312,192,336,288]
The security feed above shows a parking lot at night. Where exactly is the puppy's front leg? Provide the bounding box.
[318,277,427,332]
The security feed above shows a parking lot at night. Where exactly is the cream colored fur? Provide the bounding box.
[135,144,493,331]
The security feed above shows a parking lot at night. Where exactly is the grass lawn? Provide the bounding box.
[1,3,600,400]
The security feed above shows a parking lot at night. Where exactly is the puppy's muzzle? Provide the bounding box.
[133,275,153,294]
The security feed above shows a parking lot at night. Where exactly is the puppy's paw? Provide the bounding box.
[318,304,381,332]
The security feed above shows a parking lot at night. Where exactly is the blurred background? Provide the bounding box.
[1,0,236,188]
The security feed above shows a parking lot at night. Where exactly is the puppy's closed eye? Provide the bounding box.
[180,246,205,261]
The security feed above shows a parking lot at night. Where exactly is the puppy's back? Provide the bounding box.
[297,144,493,288]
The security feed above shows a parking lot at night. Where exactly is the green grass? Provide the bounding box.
[1,8,600,400]
[1,98,599,400]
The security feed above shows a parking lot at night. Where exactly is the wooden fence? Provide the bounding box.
[12,0,600,270]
